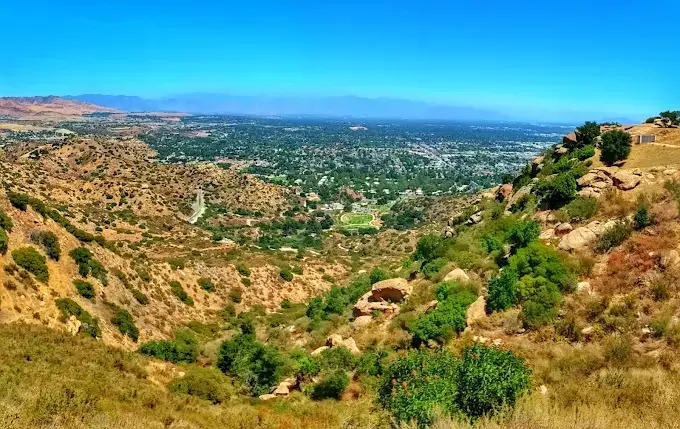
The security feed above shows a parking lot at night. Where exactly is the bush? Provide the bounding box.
[132,289,149,305]
[0,209,13,232]
[508,242,576,293]
[595,220,632,253]
[110,306,139,342]
[575,144,595,160]
[486,269,518,313]
[454,345,531,418]
[561,197,599,222]
[508,220,540,248]
[634,205,651,230]
[170,366,231,403]
[69,247,108,284]
[12,247,49,283]
[169,281,193,305]
[217,331,284,396]
[236,263,251,277]
[519,279,562,329]
[198,277,215,292]
[409,283,477,346]
[310,370,349,400]
[140,330,198,363]
[230,287,243,303]
[421,257,447,279]
[369,267,389,284]
[279,267,294,281]
[7,191,29,211]
[0,229,7,255]
[73,280,95,299]
[378,348,460,426]
[317,347,357,371]
[537,173,577,208]
[600,130,632,165]
[55,298,100,338]
[30,230,61,261]
[414,234,444,263]
[574,121,600,147]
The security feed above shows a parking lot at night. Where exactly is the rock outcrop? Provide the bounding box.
[558,220,617,251]
[353,278,411,317]
[466,296,486,326]
[443,268,470,283]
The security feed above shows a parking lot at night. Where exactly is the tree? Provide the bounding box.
[599,130,632,165]
[508,220,540,248]
[310,370,349,400]
[659,110,679,126]
[12,247,49,283]
[486,269,518,313]
[574,121,600,148]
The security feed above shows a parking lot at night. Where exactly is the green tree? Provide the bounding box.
[599,130,632,165]
[634,205,651,230]
[140,330,198,363]
[574,121,600,147]
[486,269,518,313]
[74,280,95,299]
[0,209,13,232]
[110,306,139,342]
[0,229,8,255]
[170,366,231,403]
[508,220,540,248]
[659,110,679,126]
[12,247,49,283]
[310,370,349,400]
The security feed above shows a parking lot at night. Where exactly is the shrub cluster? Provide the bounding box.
[12,247,49,283]
[378,346,530,426]
[140,330,198,363]
[110,305,139,342]
[169,281,194,305]
[169,367,231,403]
[74,280,96,299]
[198,277,215,292]
[310,370,349,400]
[596,220,632,253]
[69,247,108,284]
[29,230,61,261]
[306,277,371,321]
[55,298,100,338]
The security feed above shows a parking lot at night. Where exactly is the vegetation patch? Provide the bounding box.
[12,247,49,283]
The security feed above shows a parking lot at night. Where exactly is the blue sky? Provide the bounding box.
[1,0,675,119]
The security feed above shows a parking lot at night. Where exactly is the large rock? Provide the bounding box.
[371,278,412,302]
[612,170,641,190]
[466,296,486,326]
[558,227,597,251]
[555,222,573,234]
[311,346,329,356]
[66,315,81,336]
[352,315,373,329]
[259,394,277,401]
[496,184,513,202]
[326,334,344,348]
[508,184,532,208]
[272,384,290,396]
[342,337,361,355]
[443,268,470,283]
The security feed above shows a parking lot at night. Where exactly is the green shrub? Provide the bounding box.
[634,205,651,230]
[595,220,632,253]
[230,287,243,303]
[519,279,562,329]
[236,263,251,277]
[508,220,540,248]
[574,121,600,147]
[414,235,444,263]
[536,172,577,208]
[55,298,100,338]
[310,370,349,400]
[110,306,139,342]
[7,191,29,211]
[167,258,185,270]
[217,331,284,396]
[170,366,231,403]
[280,267,294,281]
[198,277,216,292]
[508,242,576,293]
[0,209,13,232]
[12,247,49,283]
[30,230,60,261]
[169,281,193,305]
[369,267,389,284]
[575,145,595,160]
[317,347,358,371]
[73,280,95,299]
[140,330,198,363]
[132,289,149,305]
[378,348,460,426]
[69,247,108,284]
[0,229,7,255]
[561,197,599,222]
[454,345,531,418]
[421,257,447,279]
[486,269,518,313]
[600,130,632,165]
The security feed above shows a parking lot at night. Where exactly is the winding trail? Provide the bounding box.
[188,188,206,224]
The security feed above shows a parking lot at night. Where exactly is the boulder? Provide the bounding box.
[371,278,412,302]
[539,229,555,240]
[558,227,597,251]
[508,184,532,208]
[342,337,361,355]
[466,212,483,225]
[311,346,329,356]
[443,268,470,283]
[539,385,548,395]
[577,172,598,187]
[612,170,641,190]
[353,298,400,317]
[352,315,373,329]
[647,173,656,180]
[664,169,678,176]
[496,184,513,202]
[326,334,344,348]
[272,384,290,396]
[576,281,591,294]
[581,326,594,336]
[259,394,277,401]
[66,315,81,336]
[466,296,486,326]
[555,222,573,234]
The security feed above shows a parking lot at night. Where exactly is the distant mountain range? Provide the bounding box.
[67,94,506,121]
[63,93,637,123]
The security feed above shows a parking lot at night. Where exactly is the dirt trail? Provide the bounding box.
[187,188,205,224]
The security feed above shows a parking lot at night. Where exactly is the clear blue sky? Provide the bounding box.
[1,0,675,119]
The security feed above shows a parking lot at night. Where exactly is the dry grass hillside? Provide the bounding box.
[0,96,117,119]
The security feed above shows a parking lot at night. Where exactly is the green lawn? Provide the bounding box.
[340,213,374,226]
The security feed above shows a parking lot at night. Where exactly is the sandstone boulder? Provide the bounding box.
[612,170,641,190]
[66,315,81,336]
[443,268,470,283]
[259,394,277,401]
[539,228,555,240]
[371,278,411,302]
[555,222,573,234]
[352,315,373,329]
[558,227,597,251]
[466,296,486,326]
[272,384,290,396]
[311,346,329,356]
[326,334,344,348]
[508,184,532,208]
[496,184,513,202]
[342,337,361,355]
[576,281,591,294]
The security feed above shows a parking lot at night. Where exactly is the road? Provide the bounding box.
[187,188,206,224]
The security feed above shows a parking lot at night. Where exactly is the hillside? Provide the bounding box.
[1,116,680,428]
[0,96,118,119]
